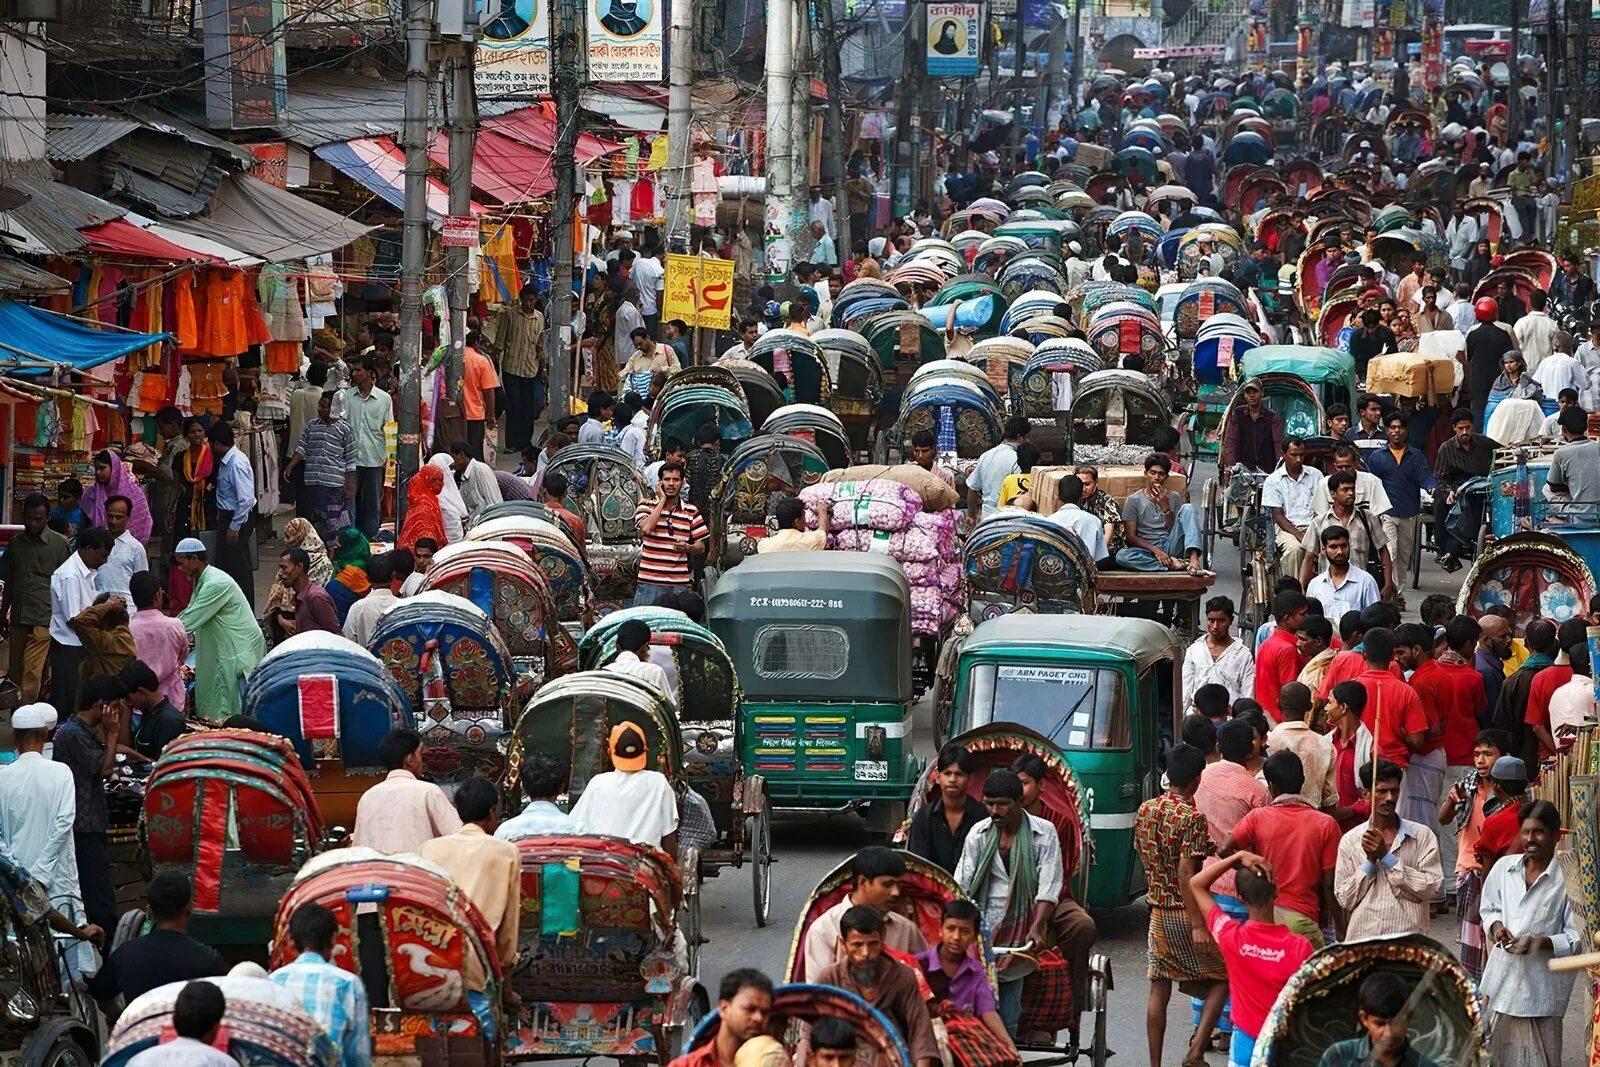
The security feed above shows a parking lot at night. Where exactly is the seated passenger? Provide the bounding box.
[569,722,679,853]
[815,907,941,1067]
[800,846,929,981]
[916,900,1019,1065]
[1316,972,1440,1067]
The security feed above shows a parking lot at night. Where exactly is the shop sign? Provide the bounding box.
[926,3,981,77]
[202,0,287,129]
[587,0,662,82]
[664,253,734,329]
[477,0,550,97]
[442,215,480,248]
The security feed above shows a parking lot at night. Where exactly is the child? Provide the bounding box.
[1315,973,1426,1067]
[51,478,83,538]
[1439,735,1513,979]
[1188,851,1314,1067]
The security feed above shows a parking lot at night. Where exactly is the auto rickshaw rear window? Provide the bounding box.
[752,624,849,680]
[964,663,1131,750]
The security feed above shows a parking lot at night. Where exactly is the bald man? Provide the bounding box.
[1475,615,1512,713]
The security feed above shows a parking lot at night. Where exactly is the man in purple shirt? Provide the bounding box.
[917,899,1016,1051]
[269,548,342,638]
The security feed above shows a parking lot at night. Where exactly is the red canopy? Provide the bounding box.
[79,219,220,262]
[426,129,559,203]
[484,109,622,167]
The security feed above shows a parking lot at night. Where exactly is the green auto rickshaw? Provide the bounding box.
[938,614,1181,908]
[706,552,920,838]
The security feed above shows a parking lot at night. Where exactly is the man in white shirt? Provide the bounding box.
[603,618,674,702]
[97,494,148,603]
[48,528,111,719]
[1548,644,1596,747]
[343,552,399,647]
[0,702,81,925]
[631,248,665,338]
[810,221,838,269]
[1305,524,1380,619]
[125,980,237,1067]
[448,443,504,522]
[1445,207,1478,277]
[809,187,836,239]
[1309,444,1393,518]
[399,538,435,597]
[1449,283,1480,334]
[1182,595,1256,709]
[1513,290,1562,373]
[568,722,679,852]
[1043,473,1108,564]
[1261,436,1320,583]
[1533,353,1587,410]
[966,417,1029,522]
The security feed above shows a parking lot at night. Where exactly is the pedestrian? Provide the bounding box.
[1187,851,1313,1067]
[1523,618,1585,762]
[568,722,680,851]
[0,494,70,703]
[634,460,708,605]
[1479,800,1579,1067]
[270,903,372,1067]
[1437,728,1510,978]
[87,870,227,1010]
[164,420,215,613]
[1491,618,1558,768]
[341,552,398,648]
[1435,615,1489,878]
[1362,413,1435,605]
[48,526,112,717]
[52,674,126,935]
[1394,622,1449,868]
[283,391,355,541]
[1265,683,1336,810]
[1222,751,1341,946]
[206,423,257,610]
[343,356,393,539]
[399,538,436,596]
[488,287,546,450]
[97,495,149,604]
[1252,590,1308,720]
[1132,743,1227,1067]
[1325,680,1372,833]
[1182,596,1255,710]
[447,442,504,522]
[1300,471,1392,597]
[50,477,83,538]
[906,743,987,874]
[495,751,576,840]
[82,449,154,543]
[1334,759,1444,941]
[1354,628,1430,773]
[1465,298,1514,431]
[120,659,186,760]
[71,592,137,686]
[267,548,342,639]
[123,980,235,1067]
[1475,612,1513,710]
[1262,437,1318,583]
[173,538,265,723]
[0,702,81,931]
[461,333,502,461]
[1547,640,1595,748]
[1304,525,1381,621]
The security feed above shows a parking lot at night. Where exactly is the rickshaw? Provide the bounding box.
[142,728,326,948]
[428,536,581,669]
[963,512,1099,621]
[1250,935,1488,1066]
[936,614,1181,907]
[886,373,1005,464]
[688,985,910,1067]
[1482,444,1600,570]
[105,977,336,1067]
[761,403,853,468]
[901,726,1111,1062]
[859,310,947,388]
[965,336,1034,413]
[1001,290,1067,333]
[1064,370,1170,467]
[542,445,650,611]
[0,850,104,1066]
[749,329,832,407]
[715,356,786,429]
[576,607,771,925]
[1238,346,1356,431]
[369,591,518,793]
[1084,306,1165,369]
[1175,278,1249,344]
[651,367,752,454]
[504,836,705,1062]
[1193,315,1261,381]
[1455,532,1598,634]
[834,279,908,329]
[241,631,412,827]
[272,850,507,1065]
[710,433,831,566]
[1176,227,1244,282]
[706,553,921,839]
[810,328,887,454]
[997,256,1069,304]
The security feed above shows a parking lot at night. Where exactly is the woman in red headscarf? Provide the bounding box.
[399,463,447,550]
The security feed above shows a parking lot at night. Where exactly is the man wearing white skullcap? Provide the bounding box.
[0,701,84,930]
[174,538,264,722]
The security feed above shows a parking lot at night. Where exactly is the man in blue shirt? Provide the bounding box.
[1364,412,1436,611]
[271,903,372,1067]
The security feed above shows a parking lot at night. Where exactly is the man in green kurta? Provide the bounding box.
[174,538,264,721]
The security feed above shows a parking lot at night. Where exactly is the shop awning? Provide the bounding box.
[78,218,221,262]
[0,301,169,374]
[426,128,556,202]
[162,174,376,261]
[314,138,487,221]
[123,210,262,266]
[484,109,622,165]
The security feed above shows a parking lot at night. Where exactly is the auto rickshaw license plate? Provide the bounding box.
[854,760,888,781]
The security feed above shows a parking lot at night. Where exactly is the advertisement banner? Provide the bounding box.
[664,254,735,329]
[476,0,550,97]
[926,2,981,76]
[1421,18,1443,90]
[587,0,663,81]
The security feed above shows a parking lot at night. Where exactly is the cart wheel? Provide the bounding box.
[750,799,773,928]
[1200,477,1217,567]
[38,1035,93,1067]
[681,885,703,977]
[1090,953,1111,1067]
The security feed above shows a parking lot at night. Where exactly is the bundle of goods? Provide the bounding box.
[799,476,962,636]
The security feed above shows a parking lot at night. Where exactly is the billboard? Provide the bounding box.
[477,0,549,97]
[587,0,663,81]
[926,2,981,76]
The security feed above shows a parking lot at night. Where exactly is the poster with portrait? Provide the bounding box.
[926,3,980,77]
[588,0,663,81]
[476,0,549,97]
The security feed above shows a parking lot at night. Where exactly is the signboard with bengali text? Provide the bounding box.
[663,254,734,329]
[587,0,662,81]
[476,0,550,97]
[926,2,981,76]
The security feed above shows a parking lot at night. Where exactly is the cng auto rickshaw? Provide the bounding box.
[706,552,921,839]
[937,614,1181,908]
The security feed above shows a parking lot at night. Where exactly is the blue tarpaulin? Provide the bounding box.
[0,301,168,375]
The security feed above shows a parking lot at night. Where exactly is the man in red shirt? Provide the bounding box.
[1434,615,1490,880]
[1472,756,1529,871]
[1222,750,1343,946]
[1315,603,1404,705]
[1354,628,1430,768]
[1327,680,1371,832]
[1394,622,1450,904]
[1253,591,1309,721]
[668,969,773,1067]
[1524,618,1585,760]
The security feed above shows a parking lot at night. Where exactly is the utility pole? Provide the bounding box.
[663,0,693,249]
[792,0,816,265]
[1036,1,1063,133]
[1068,0,1081,123]
[1010,0,1026,156]
[445,31,478,416]
[396,0,432,523]
[895,6,918,218]
[546,0,583,427]
[1507,0,1520,149]
[764,0,794,285]
[818,0,852,255]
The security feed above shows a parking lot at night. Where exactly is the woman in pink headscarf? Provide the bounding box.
[81,449,153,541]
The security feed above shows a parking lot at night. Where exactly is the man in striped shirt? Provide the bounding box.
[634,460,708,605]
[283,391,355,541]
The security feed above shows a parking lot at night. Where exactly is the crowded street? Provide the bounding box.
[1,0,1600,1064]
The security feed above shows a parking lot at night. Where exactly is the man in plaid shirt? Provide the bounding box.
[271,903,371,1067]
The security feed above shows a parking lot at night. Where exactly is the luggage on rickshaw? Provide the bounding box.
[272,850,506,1064]
[1251,934,1488,1066]
[651,367,753,454]
[542,445,651,612]
[369,591,519,792]
[1064,369,1170,466]
[963,512,1099,620]
[579,607,772,925]
[240,631,412,827]
[710,433,831,566]
[142,728,326,946]
[105,977,340,1067]
[426,537,580,671]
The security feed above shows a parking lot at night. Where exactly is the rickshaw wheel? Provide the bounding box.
[1200,477,1219,564]
[750,799,773,927]
[681,880,703,977]
[1089,953,1112,1067]
[38,1035,93,1067]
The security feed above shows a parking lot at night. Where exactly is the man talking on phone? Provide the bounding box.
[634,459,709,606]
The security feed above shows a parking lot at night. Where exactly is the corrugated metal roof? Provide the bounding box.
[45,115,141,162]
[0,178,126,254]
[103,163,227,218]
[105,133,217,193]
[0,257,69,294]
[279,71,520,148]
[115,104,258,164]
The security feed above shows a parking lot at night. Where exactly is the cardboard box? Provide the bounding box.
[1365,353,1456,398]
